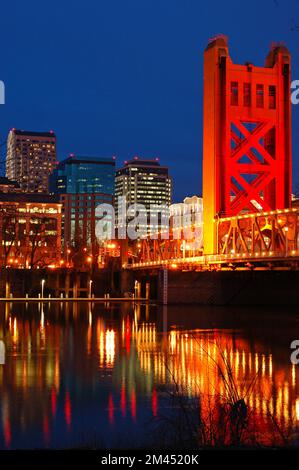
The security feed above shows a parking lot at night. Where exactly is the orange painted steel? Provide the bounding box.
[217,208,298,257]
[128,208,299,269]
[203,36,291,254]
[134,234,202,265]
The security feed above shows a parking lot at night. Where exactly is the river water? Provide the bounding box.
[0,301,298,449]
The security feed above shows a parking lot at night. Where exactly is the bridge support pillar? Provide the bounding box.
[120,269,134,296]
[65,271,70,298]
[145,282,150,300]
[135,280,141,298]
[157,269,168,305]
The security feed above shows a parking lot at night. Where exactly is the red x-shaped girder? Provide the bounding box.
[228,119,277,214]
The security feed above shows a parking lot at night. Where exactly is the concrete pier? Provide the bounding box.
[163,270,299,305]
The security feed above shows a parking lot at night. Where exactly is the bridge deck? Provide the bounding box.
[126,252,299,269]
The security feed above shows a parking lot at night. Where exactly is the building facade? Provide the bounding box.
[0,193,62,269]
[6,129,57,193]
[170,195,203,250]
[50,155,115,254]
[115,157,172,236]
[170,196,203,227]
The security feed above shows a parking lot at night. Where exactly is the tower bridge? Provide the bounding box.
[123,35,297,275]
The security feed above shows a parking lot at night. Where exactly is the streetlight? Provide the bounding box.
[41,279,45,299]
[89,280,93,298]
[66,247,71,267]
[134,280,138,299]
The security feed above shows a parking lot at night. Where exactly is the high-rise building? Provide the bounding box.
[50,155,115,253]
[6,129,57,193]
[50,155,115,194]
[115,157,172,235]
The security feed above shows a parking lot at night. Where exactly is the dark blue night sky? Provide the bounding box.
[0,0,299,201]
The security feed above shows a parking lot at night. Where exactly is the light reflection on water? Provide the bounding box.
[0,301,298,448]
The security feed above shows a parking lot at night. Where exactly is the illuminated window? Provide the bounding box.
[243,83,251,107]
[269,85,276,109]
[256,84,264,108]
[231,82,238,105]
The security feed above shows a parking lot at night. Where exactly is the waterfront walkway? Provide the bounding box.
[0,297,147,302]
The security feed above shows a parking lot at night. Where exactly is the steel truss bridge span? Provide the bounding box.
[125,207,299,270]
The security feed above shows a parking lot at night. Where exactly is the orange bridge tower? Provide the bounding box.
[203,35,292,254]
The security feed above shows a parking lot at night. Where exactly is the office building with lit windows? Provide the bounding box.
[0,193,61,269]
[50,155,115,253]
[115,157,172,235]
[6,129,57,193]
[170,195,203,251]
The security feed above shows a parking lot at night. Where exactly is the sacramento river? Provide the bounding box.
[0,302,298,448]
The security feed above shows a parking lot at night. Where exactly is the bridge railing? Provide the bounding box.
[217,207,298,257]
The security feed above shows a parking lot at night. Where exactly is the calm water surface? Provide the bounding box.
[0,301,298,448]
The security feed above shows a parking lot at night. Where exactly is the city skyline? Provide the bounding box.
[1,0,299,202]
[0,0,299,460]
